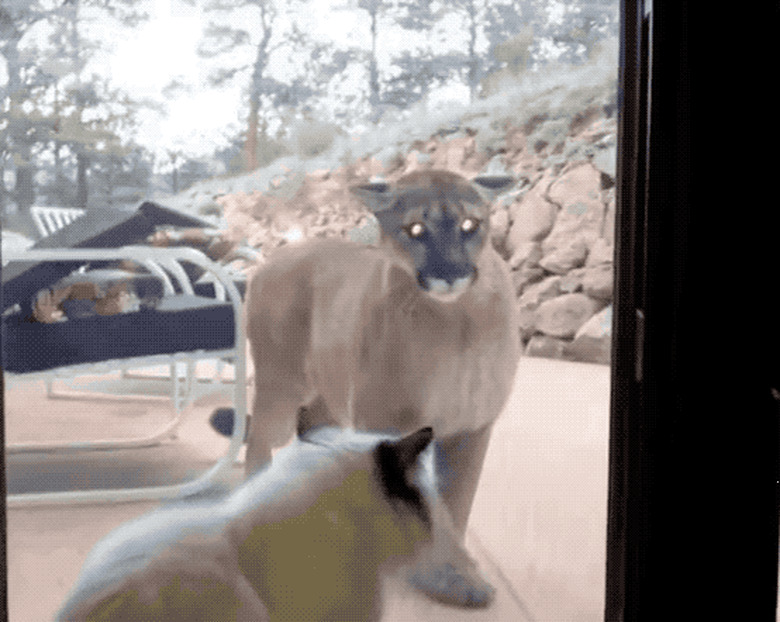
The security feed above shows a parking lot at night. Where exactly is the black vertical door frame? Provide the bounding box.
[606,1,779,620]
[605,0,649,616]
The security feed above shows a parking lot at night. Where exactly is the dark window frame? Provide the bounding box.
[606,1,779,619]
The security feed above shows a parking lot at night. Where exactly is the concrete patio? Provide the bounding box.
[4,356,610,621]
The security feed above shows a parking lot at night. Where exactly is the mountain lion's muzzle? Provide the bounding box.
[417,266,477,301]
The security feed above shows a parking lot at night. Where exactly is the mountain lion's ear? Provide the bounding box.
[350,179,395,213]
[471,175,516,204]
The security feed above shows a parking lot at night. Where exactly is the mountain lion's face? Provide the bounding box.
[353,170,512,302]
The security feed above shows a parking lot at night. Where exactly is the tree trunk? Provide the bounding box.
[467,0,479,102]
[54,140,70,205]
[76,152,89,208]
[243,3,274,173]
[368,6,381,111]
[0,157,8,212]
[106,157,116,207]
[14,164,35,211]
[244,98,259,172]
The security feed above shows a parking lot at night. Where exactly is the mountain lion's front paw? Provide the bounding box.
[408,562,495,608]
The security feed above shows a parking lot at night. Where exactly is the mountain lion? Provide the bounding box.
[214,169,521,606]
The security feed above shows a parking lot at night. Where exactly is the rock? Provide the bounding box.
[577,115,617,144]
[603,188,615,245]
[349,215,381,245]
[352,156,385,180]
[505,175,557,253]
[585,238,613,267]
[489,207,511,255]
[527,118,569,156]
[516,275,563,337]
[429,135,486,173]
[565,305,612,365]
[375,146,403,169]
[543,164,605,254]
[511,264,545,296]
[582,263,613,300]
[509,240,546,295]
[517,275,562,308]
[538,237,589,274]
[592,145,617,179]
[508,150,545,180]
[535,293,602,339]
[569,107,604,138]
[525,334,568,359]
[508,240,543,271]
[517,305,537,338]
[558,267,586,294]
[505,126,527,153]
[578,306,612,340]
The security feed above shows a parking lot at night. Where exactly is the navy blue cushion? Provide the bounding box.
[193,278,247,299]
[1,295,235,374]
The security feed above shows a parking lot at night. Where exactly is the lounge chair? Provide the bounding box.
[29,206,87,239]
[2,205,248,506]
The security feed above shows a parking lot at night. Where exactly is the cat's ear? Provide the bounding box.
[374,427,433,518]
[389,427,434,471]
[375,427,433,483]
[351,178,396,213]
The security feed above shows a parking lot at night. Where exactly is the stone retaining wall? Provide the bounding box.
[219,107,617,365]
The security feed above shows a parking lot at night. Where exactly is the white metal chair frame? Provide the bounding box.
[119,245,263,389]
[3,246,247,507]
[29,206,87,239]
[23,207,261,399]
[41,253,197,410]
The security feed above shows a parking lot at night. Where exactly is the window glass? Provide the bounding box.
[3,1,619,619]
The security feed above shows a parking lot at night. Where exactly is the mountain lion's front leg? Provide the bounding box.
[436,423,494,535]
[245,382,303,475]
[409,423,496,608]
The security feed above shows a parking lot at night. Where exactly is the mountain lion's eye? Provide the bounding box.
[461,217,480,234]
[406,222,426,238]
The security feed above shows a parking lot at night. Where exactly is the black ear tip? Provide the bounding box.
[473,175,515,190]
[417,427,434,442]
[351,181,390,194]
[404,426,434,454]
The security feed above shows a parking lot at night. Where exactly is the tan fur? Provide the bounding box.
[244,170,520,534]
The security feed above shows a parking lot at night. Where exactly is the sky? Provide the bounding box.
[1,0,573,171]
[80,0,516,168]
[86,0,434,164]
[91,0,258,160]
